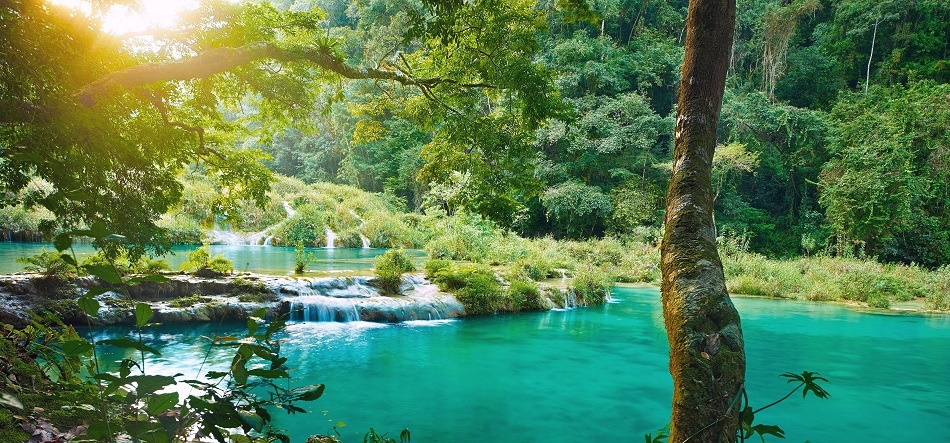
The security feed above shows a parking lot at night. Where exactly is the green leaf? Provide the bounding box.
[251,307,267,319]
[231,354,249,385]
[53,233,72,252]
[751,424,786,442]
[246,319,258,336]
[135,303,154,327]
[86,419,113,440]
[238,411,264,432]
[126,374,177,397]
[230,436,252,443]
[60,339,93,356]
[147,392,179,416]
[100,338,161,355]
[60,253,77,267]
[84,263,123,284]
[85,286,109,297]
[78,296,100,317]
[291,384,325,401]
[0,392,23,409]
[740,405,755,427]
[205,371,229,379]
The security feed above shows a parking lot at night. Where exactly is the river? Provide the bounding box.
[85,286,950,442]
[0,243,426,275]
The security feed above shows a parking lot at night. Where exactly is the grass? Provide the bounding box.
[722,251,948,310]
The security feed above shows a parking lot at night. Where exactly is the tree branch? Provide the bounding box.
[76,42,493,107]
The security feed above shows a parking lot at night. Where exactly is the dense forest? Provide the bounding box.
[2,0,948,266]
[250,0,949,266]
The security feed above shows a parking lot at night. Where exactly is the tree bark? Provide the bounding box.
[661,0,745,441]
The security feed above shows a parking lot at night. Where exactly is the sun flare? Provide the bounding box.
[50,0,200,35]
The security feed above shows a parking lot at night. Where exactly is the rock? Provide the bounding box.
[0,272,463,325]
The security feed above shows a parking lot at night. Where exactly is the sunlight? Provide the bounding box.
[49,0,199,35]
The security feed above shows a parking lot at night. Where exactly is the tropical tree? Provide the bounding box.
[660,0,745,441]
[1,0,557,250]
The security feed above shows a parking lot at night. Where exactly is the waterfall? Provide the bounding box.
[209,202,296,246]
[283,201,297,217]
[359,233,371,249]
[280,275,463,323]
[289,297,361,322]
[325,228,337,249]
[563,289,578,309]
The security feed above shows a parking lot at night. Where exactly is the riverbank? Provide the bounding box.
[0,271,603,327]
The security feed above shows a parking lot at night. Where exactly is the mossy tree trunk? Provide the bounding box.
[660,0,745,442]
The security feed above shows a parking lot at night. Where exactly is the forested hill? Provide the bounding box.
[1,0,947,267]
[257,0,948,266]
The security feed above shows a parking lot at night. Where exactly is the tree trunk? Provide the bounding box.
[865,17,880,94]
[661,0,745,441]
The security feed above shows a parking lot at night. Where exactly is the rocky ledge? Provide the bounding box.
[0,273,467,327]
[0,272,596,327]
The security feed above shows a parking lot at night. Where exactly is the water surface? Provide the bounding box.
[0,243,425,275]
[87,286,950,442]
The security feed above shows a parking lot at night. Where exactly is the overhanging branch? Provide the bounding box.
[76,42,492,107]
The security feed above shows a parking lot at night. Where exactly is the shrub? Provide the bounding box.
[571,267,613,305]
[17,249,75,278]
[506,280,543,311]
[374,249,416,294]
[130,257,170,274]
[294,243,314,274]
[423,212,499,262]
[508,258,553,282]
[431,263,502,315]
[423,259,452,279]
[170,294,211,308]
[179,247,233,277]
[925,266,950,310]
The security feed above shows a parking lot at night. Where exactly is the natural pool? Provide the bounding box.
[0,243,426,275]
[86,286,950,442]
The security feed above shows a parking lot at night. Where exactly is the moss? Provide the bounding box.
[0,408,29,443]
[0,335,101,436]
[229,278,268,296]
[237,292,278,303]
[169,294,212,307]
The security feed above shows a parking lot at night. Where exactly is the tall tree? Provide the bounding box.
[660,0,745,441]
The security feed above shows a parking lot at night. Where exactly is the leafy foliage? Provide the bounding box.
[178,246,234,277]
[374,249,416,294]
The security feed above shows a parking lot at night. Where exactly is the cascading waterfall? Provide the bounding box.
[325,228,337,249]
[562,289,578,309]
[289,296,361,322]
[350,210,372,249]
[281,275,463,323]
[209,201,297,246]
[283,201,297,217]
